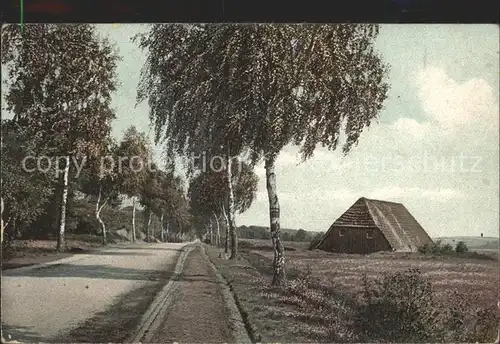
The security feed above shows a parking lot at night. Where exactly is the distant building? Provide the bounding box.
[316,197,433,254]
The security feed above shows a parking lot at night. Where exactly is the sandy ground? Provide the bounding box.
[1,242,187,343]
[150,245,236,343]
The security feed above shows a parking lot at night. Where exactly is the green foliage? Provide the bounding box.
[2,24,119,157]
[116,126,151,198]
[1,120,54,243]
[138,166,192,240]
[136,24,389,165]
[2,23,120,247]
[357,268,436,342]
[294,229,307,242]
[137,23,389,281]
[419,240,454,255]
[308,232,324,250]
[356,268,499,342]
[417,240,490,260]
[188,159,258,220]
[455,240,468,253]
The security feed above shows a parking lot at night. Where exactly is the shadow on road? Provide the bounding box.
[83,251,154,256]
[3,264,173,281]
[112,247,182,251]
[176,273,221,285]
[1,323,44,343]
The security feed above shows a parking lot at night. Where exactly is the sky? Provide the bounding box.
[3,24,499,237]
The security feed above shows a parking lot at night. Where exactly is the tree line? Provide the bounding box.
[1,24,191,250]
[2,23,389,287]
[136,23,390,285]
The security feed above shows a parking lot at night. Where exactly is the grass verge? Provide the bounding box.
[204,245,356,343]
[206,243,499,343]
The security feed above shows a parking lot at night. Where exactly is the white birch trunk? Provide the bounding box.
[213,212,221,247]
[0,131,3,245]
[226,150,238,259]
[1,197,4,245]
[131,196,137,242]
[165,221,169,242]
[160,212,165,242]
[147,210,152,242]
[265,157,286,285]
[56,156,70,252]
[222,203,229,254]
[209,219,214,244]
[95,184,108,245]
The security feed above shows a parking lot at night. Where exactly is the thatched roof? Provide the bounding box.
[318,197,433,251]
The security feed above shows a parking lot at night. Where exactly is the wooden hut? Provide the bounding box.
[316,197,433,254]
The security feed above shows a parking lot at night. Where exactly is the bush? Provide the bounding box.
[455,240,468,253]
[356,268,499,342]
[308,232,324,250]
[441,243,454,254]
[356,268,438,342]
[418,240,455,256]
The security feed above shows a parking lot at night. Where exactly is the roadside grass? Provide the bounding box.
[206,240,499,343]
[258,246,498,308]
[204,245,357,343]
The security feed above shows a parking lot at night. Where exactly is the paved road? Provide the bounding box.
[2,242,187,343]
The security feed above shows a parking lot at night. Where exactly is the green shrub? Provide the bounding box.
[355,268,499,342]
[418,240,455,256]
[441,243,454,254]
[308,232,324,250]
[455,240,468,253]
[356,268,438,342]
[417,242,432,254]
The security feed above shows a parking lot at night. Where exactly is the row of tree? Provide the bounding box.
[136,23,390,285]
[1,24,191,250]
[237,226,322,243]
[2,24,390,286]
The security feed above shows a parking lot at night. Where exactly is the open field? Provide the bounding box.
[434,236,499,248]
[206,240,499,342]
[434,236,499,256]
[240,239,498,308]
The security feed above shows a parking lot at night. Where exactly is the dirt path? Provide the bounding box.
[149,246,236,343]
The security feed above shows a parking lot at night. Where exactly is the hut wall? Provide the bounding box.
[318,225,392,254]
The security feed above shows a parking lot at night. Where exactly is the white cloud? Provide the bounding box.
[414,66,498,133]
[391,118,432,140]
[276,150,301,166]
[368,186,466,202]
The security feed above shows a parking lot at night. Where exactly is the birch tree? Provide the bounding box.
[143,168,189,243]
[205,24,389,285]
[77,139,121,244]
[1,120,53,245]
[139,163,161,242]
[2,24,120,251]
[136,24,389,284]
[135,25,248,257]
[116,126,151,242]
[188,159,258,252]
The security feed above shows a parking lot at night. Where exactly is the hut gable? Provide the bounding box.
[333,197,377,227]
[316,197,433,253]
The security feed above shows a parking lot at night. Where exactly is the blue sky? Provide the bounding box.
[3,24,499,237]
